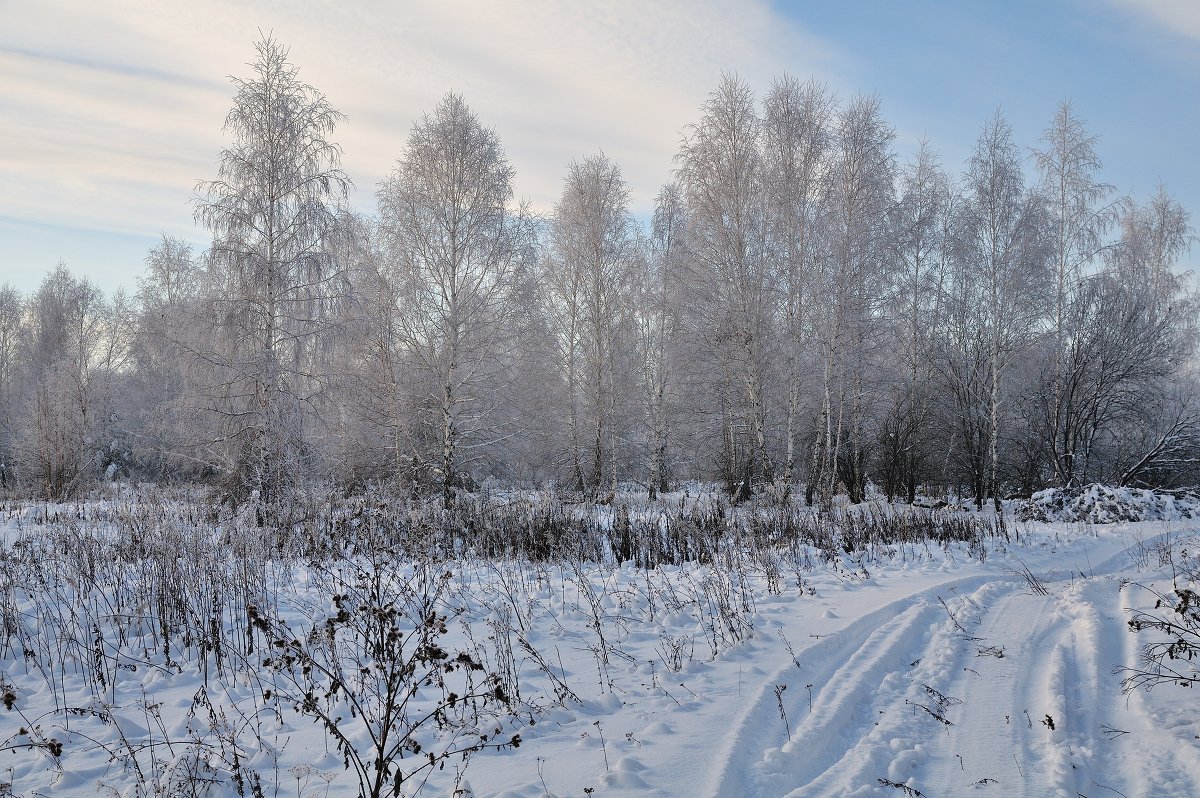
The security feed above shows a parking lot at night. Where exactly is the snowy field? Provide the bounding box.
[2,492,1199,797]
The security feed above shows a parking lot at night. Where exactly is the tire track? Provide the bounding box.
[781,579,1022,798]
[706,533,1200,798]
[705,575,996,798]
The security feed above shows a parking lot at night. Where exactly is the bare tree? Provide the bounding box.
[762,76,836,491]
[958,109,1051,509]
[677,74,776,498]
[546,153,635,496]
[194,34,350,514]
[1032,100,1116,484]
[377,93,531,505]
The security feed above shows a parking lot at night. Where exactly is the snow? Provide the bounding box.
[1016,483,1200,524]
[2,497,1200,796]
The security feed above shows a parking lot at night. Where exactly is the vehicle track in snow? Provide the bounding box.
[707,534,1200,798]
[704,575,998,798]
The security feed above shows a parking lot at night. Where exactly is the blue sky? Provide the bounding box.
[1,0,1196,296]
[784,0,1200,208]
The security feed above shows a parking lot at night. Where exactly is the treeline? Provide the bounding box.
[0,36,1196,511]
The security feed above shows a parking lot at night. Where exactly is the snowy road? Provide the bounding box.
[700,544,1200,798]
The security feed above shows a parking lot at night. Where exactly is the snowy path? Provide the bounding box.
[707,575,993,798]
[701,541,1200,798]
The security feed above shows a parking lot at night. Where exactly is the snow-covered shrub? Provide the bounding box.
[252,551,522,798]
[1015,484,1200,524]
[1122,541,1200,694]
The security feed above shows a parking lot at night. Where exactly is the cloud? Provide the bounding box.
[0,0,839,253]
[1109,0,1200,40]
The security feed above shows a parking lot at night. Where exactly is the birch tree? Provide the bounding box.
[677,74,775,497]
[1053,272,1187,484]
[129,236,205,479]
[762,76,835,489]
[1108,185,1196,308]
[378,93,530,505]
[1104,187,1200,485]
[809,94,895,506]
[546,154,634,496]
[194,35,349,513]
[959,110,1050,509]
[938,228,993,505]
[14,266,130,498]
[0,285,23,489]
[318,212,405,485]
[881,141,952,502]
[1032,100,1115,484]
[635,181,687,498]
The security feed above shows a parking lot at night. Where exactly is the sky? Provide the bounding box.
[1,0,1197,296]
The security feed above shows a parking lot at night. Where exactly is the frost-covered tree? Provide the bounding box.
[546,154,635,495]
[1053,271,1189,484]
[1108,185,1196,309]
[957,110,1050,508]
[1101,187,1200,486]
[377,93,532,505]
[13,265,130,498]
[677,74,776,497]
[634,181,687,498]
[808,94,895,506]
[9,49,1198,504]
[762,76,835,489]
[0,284,23,489]
[1033,101,1114,351]
[194,35,349,513]
[1032,101,1116,484]
[128,236,205,479]
[881,141,953,502]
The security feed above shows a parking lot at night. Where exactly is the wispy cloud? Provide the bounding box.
[1110,0,1200,40]
[0,0,839,250]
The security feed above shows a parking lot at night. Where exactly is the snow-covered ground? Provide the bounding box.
[1,497,1198,797]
